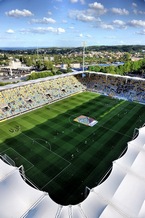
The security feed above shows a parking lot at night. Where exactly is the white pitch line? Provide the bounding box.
[0,147,34,171]
[9,147,34,168]
[21,132,71,164]
[0,147,11,154]
[41,162,71,189]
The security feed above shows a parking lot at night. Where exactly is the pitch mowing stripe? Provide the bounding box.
[100,100,125,119]
[97,101,136,129]
[110,104,145,135]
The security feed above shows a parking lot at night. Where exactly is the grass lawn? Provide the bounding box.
[0,91,145,205]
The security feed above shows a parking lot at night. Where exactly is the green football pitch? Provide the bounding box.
[0,91,145,205]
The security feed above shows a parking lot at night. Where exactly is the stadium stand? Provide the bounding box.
[0,72,86,120]
[0,71,145,121]
[81,72,145,103]
[0,126,145,217]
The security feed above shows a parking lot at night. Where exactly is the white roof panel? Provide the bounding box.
[0,159,17,180]
[25,195,59,218]
[0,170,44,218]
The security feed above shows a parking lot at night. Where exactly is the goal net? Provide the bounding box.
[2,154,16,166]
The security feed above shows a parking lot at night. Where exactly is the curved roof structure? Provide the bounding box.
[0,126,145,218]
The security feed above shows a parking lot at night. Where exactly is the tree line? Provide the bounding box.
[26,68,71,81]
[1,45,145,54]
[88,58,145,76]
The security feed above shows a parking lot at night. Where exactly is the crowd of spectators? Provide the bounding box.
[0,72,145,121]
[82,73,145,103]
[0,74,85,120]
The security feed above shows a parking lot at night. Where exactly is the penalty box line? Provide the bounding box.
[0,147,34,172]
[41,162,71,189]
[21,132,72,188]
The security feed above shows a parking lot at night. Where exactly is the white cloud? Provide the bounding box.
[132,2,145,15]
[30,17,56,24]
[89,2,104,10]
[136,10,145,15]
[78,33,92,38]
[77,14,96,22]
[100,23,114,30]
[70,0,85,3]
[111,8,129,15]
[132,4,145,15]
[69,2,105,23]
[20,27,65,34]
[113,20,126,29]
[128,20,145,28]
[48,11,52,16]
[69,10,96,22]
[70,0,78,2]
[79,33,83,37]
[136,29,145,35]
[113,20,125,25]
[89,2,107,15]
[132,2,137,7]
[5,9,33,17]
[6,29,15,34]
[57,27,65,34]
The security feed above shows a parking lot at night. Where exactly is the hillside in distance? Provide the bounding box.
[0,45,145,55]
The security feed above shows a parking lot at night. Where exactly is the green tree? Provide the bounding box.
[43,61,53,71]
[122,53,131,62]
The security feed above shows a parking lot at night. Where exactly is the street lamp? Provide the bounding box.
[82,41,86,73]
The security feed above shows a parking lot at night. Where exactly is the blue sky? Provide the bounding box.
[1,0,145,47]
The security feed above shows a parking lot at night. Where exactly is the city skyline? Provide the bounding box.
[1,0,145,47]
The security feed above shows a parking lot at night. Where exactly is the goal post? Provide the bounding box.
[2,154,16,166]
[132,128,139,140]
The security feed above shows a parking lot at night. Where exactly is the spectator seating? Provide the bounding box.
[0,72,145,121]
[85,72,145,103]
[0,73,86,120]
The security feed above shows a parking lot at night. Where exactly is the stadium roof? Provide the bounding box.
[0,126,145,217]
[0,71,81,91]
[0,71,145,92]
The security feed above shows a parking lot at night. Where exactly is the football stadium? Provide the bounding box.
[0,71,145,217]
